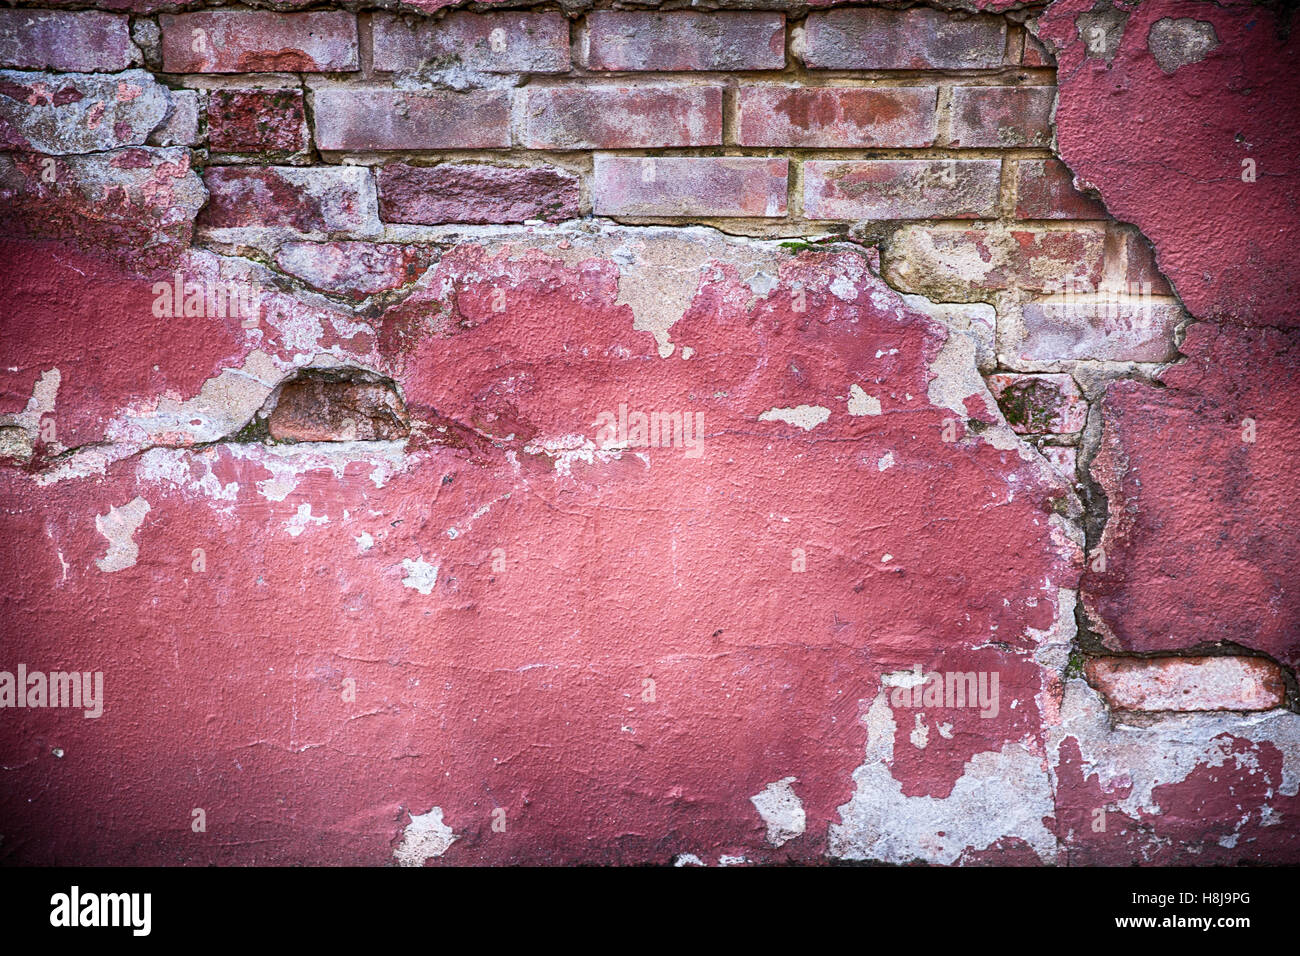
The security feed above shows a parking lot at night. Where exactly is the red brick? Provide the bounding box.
[208,89,308,156]
[313,89,510,151]
[585,11,784,71]
[882,226,1107,300]
[593,156,786,218]
[199,165,377,235]
[736,86,936,148]
[373,12,570,74]
[802,9,1007,70]
[1015,159,1108,220]
[1085,657,1287,712]
[520,85,722,149]
[1009,228,1107,292]
[949,86,1055,147]
[987,373,1086,434]
[275,242,438,299]
[0,10,134,72]
[378,163,579,224]
[159,12,358,73]
[269,376,410,442]
[1022,32,1054,66]
[1120,228,1175,296]
[803,159,999,220]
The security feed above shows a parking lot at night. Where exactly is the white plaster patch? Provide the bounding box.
[94,496,151,572]
[829,689,1057,864]
[847,384,882,417]
[401,557,438,595]
[356,532,374,552]
[284,503,327,537]
[758,405,830,430]
[393,806,457,866]
[877,452,896,471]
[750,777,806,847]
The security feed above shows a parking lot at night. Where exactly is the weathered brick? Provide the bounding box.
[1022,32,1054,66]
[1121,228,1175,296]
[520,85,722,149]
[882,226,1106,299]
[1085,656,1287,712]
[1009,228,1107,292]
[1016,159,1108,220]
[736,86,936,148]
[0,69,169,155]
[949,86,1055,147]
[987,373,1086,434]
[593,156,786,218]
[147,88,202,147]
[0,11,134,72]
[373,12,570,75]
[802,8,1007,70]
[159,12,358,73]
[803,159,999,220]
[378,163,579,224]
[585,11,784,71]
[269,375,410,443]
[209,89,308,156]
[199,165,378,236]
[276,242,438,298]
[1009,295,1185,363]
[313,89,510,151]
[1040,444,1076,483]
[0,147,205,265]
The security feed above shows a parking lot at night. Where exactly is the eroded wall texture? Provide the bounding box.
[0,0,1296,866]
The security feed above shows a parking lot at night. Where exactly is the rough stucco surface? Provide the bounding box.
[0,0,1297,866]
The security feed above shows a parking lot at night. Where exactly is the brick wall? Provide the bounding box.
[0,0,1294,867]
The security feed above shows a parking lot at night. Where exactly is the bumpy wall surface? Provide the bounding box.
[0,0,1296,865]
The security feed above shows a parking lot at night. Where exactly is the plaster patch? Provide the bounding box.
[847,384,882,417]
[750,777,806,847]
[401,557,439,595]
[393,806,457,866]
[829,690,1057,864]
[758,405,830,430]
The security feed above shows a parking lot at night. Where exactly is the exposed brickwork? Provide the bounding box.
[0,11,135,72]
[1086,657,1287,713]
[268,375,410,442]
[159,12,359,73]
[804,159,1000,220]
[378,162,579,224]
[373,12,571,74]
[735,86,937,148]
[593,156,787,217]
[208,89,309,157]
[585,11,785,71]
[949,86,1056,147]
[313,89,511,151]
[1015,159,1107,220]
[520,85,723,149]
[200,165,378,236]
[801,8,1007,70]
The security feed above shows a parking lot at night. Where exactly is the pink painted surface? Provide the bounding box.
[1039,0,1300,327]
